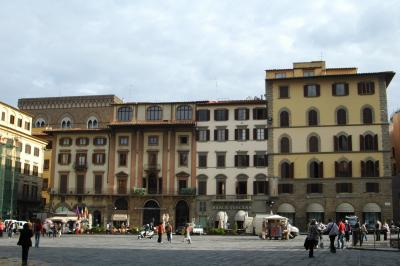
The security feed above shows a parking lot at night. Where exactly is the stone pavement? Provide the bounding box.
[0,234,399,266]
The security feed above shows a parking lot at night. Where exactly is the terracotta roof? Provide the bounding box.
[43,128,110,134]
[197,99,266,106]
[109,120,195,127]
[266,71,395,86]
[0,101,34,117]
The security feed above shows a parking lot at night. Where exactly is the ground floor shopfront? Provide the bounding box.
[50,194,196,229]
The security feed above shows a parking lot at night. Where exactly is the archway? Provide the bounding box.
[92,210,101,227]
[143,200,160,226]
[114,198,128,210]
[175,200,189,228]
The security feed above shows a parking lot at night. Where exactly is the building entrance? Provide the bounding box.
[143,200,160,226]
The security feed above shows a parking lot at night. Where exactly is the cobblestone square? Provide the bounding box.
[0,234,399,266]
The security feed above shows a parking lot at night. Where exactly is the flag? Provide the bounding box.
[75,206,80,218]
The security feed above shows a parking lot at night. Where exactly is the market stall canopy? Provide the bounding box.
[362,203,381,212]
[54,210,76,216]
[265,214,287,220]
[49,216,78,223]
[234,210,248,222]
[336,203,354,212]
[215,211,227,221]
[277,203,295,213]
[306,203,324,213]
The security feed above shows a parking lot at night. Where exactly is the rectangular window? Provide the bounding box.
[119,136,129,145]
[94,137,107,145]
[10,115,15,124]
[178,179,187,194]
[148,151,158,166]
[198,181,207,195]
[24,121,30,131]
[31,185,37,200]
[23,163,30,175]
[58,153,71,165]
[235,154,249,167]
[60,138,72,146]
[236,181,247,195]
[93,153,106,165]
[254,181,268,195]
[199,201,207,212]
[214,109,229,121]
[119,152,127,166]
[25,145,31,154]
[366,182,379,193]
[43,159,49,170]
[332,83,349,96]
[303,70,315,77]
[304,84,320,97]
[76,175,85,194]
[197,129,209,142]
[336,183,353,193]
[279,86,289,98]
[95,175,103,194]
[196,109,210,121]
[254,154,268,167]
[215,128,227,141]
[216,180,225,196]
[235,108,248,120]
[60,174,68,194]
[235,128,249,141]
[179,136,189,145]
[117,179,127,194]
[278,184,293,194]
[76,153,87,166]
[148,136,159,145]
[253,108,267,120]
[275,73,286,78]
[34,147,40,157]
[198,153,207,168]
[15,161,21,173]
[1,112,5,121]
[178,151,189,167]
[32,165,39,176]
[17,118,22,127]
[307,183,323,193]
[76,138,89,146]
[23,184,29,198]
[358,81,375,95]
[42,178,48,191]
[254,128,267,140]
[216,153,226,168]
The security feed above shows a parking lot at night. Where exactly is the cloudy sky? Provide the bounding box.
[0,0,399,114]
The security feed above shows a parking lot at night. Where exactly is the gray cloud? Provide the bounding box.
[0,0,399,114]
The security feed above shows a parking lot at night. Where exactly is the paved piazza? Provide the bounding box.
[0,234,399,266]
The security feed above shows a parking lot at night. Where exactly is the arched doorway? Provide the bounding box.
[175,200,189,228]
[92,210,101,227]
[114,198,128,210]
[143,200,160,226]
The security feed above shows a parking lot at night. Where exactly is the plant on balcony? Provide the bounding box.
[132,187,146,196]
[180,188,196,195]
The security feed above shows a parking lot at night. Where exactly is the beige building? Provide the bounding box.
[0,102,46,219]
[390,111,400,222]
[266,61,395,230]
[195,100,268,229]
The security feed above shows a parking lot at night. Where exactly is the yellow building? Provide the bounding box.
[265,61,395,229]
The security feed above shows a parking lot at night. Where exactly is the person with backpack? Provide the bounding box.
[306,219,320,258]
[324,219,339,253]
[165,222,173,243]
[34,219,42,248]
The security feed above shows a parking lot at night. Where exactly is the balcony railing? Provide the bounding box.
[213,194,251,201]
[179,188,196,195]
[74,163,87,172]
[144,164,161,171]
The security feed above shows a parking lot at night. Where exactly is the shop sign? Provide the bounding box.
[112,214,128,221]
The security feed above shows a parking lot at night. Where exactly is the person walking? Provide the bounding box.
[184,224,192,244]
[336,220,345,249]
[8,222,13,238]
[361,223,368,243]
[353,218,360,246]
[165,223,172,243]
[382,221,389,241]
[375,220,382,241]
[344,220,351,243]
[157,222,164,243]
[34,220,42,248]
[306,219,320,258]
[17,223,33,266]
[324,219,339,253]
[0,219,4,237]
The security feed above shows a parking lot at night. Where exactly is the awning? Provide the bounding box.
[306,203,324,213]
[234,210,247,222]
[277,203,295,213]
[215,211,227,221]
[363,203,381,213]
[336,203,354,213]
[112,214,128,221]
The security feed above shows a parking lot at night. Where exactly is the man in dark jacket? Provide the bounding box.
[17,223,33,266]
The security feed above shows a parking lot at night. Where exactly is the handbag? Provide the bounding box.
[304,237,309,250]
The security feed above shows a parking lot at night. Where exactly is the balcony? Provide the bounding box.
[74,163,87,172]
[144,164,161,171]
[212,194,252,202]
[179,188,196,196]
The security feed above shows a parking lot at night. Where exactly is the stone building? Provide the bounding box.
[390,111,400,222]
[0,101,46,219]
[265,61,395,230]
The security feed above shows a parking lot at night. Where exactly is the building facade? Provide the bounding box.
[195,100,269,229]
[390,111,400,222]
[0,102,46,219]
[266,61,394,230]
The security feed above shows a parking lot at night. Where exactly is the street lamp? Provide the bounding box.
[266,200,275,215]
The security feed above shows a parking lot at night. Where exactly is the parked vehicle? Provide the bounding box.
[252,214,299,239]
[192,224,204,235]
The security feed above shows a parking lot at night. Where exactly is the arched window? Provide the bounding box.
[61,117,72,128]
[336,108,347,125]
[87,117,98,128]
[335,134,352,151]
[362,160,379,177]
[176,105,192,120]
[364,134,374,150]
[280,111,289,127]
[308,136,319,152]
[146,106,162,120]
[117,107,132,121]
[280,162,292,178]
[335,160,352,177]
[280,137,290,153]
[362,107,373,124]
[308,109,318,126]
[309,161,323,178]
[35,118,46,128]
